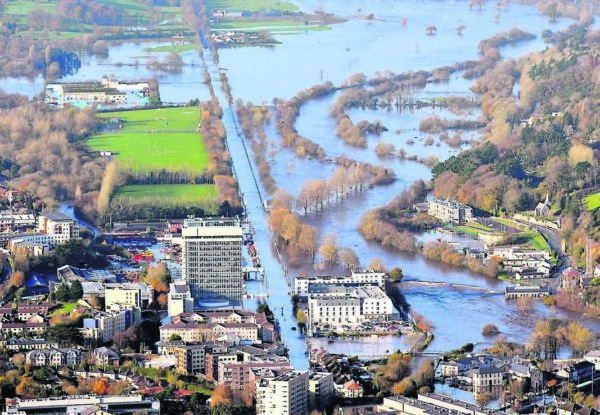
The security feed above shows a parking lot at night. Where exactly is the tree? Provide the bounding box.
[319,234,339,267]
[8,271,25,288]
[54,283,70,302]
[367,257,386,272]
[169,333,182,342]
[47,323,83,346]
[296,309,307,325]
[211,384,234,407]
[69,280,83,301]
[476,392,493,407]
[389,267,403,282]
[339,247,360,269]
[482,323,500,336]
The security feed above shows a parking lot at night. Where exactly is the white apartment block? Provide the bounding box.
[490,246,550,261]
[427,199,473,224]
[182,217,244,304]
[168,280,194,317]
[309,372,334,411]
[308,285,396,331]
[37,211,79,244]
[104,282,154,310]
[82,306,141,343]
[295,270,386,295]
[256,370,309,415]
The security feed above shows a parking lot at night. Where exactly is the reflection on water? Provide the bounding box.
[2,42,212,103]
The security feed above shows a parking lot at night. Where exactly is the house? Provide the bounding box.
[94,347,120,366]
[556,361,595,384]
[339,380,364,398]
[26,348,82,367]
[471,366,503,390]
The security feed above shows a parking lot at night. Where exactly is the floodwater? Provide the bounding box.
[212,0,600,362]
[1,41,212,103]
[5,0,599,371]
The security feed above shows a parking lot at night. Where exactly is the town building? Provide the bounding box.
[556,361,595,384]
[3,394,159,415]
[380,393,505,415]
[256,370,309,415]
[82,306,141,344]
[0,213,35,233]
[295,270,386,295]
[26,348,82,367]
[175,343,207,375]
[37,211,80,244]
[45,76,152,108]
[94,347,120,366]
[427,199,473,224]
[308,285,397,333]
[309,372,334,410]
[105,283,145,309]
[471,366,503,391]
[182,217,244,305]
[168,280,194,317]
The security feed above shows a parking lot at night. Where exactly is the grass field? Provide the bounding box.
[447,224,479,238]
[4,0,185,38]
[89,107,207,175]
[144,43,197,53]
[113,184,218,208]
[50,303,77,317]
[206,0,298,12]
[585,191,600,211]
[522,231,551,251]
[212,20,332,32]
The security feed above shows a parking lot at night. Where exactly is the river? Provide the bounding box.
[211,0,600,360]
[4,0,599,373]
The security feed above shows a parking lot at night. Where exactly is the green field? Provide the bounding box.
[4,0,185,37]
[212,20,332,32]
[585,191,600,211]
[113,184,218,209]
[50,303,77,317]
[207,0,298,12]
[522,231,551,251]
[89,107,207,175]
[144,43,197,53]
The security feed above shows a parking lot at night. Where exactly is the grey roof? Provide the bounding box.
[40,211,74,222]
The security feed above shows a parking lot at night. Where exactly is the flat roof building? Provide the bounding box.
[182,217,244,306]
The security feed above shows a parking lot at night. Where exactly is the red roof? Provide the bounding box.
[344,381,363,391]
[174,390,193,398]
[140,386,164,395]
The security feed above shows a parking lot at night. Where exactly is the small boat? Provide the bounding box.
[291,326,297,331]
[328,339,335,343]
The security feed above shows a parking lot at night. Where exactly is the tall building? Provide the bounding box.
[256,370,309,415]
[182,217,243,305]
